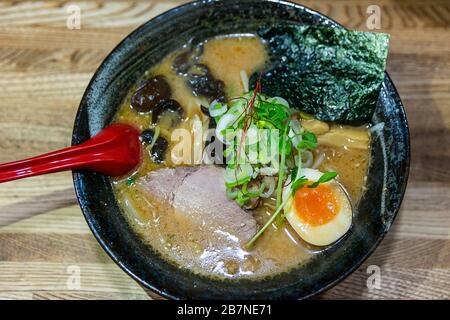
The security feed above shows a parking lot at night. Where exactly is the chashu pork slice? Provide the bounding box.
[136,166,257,244]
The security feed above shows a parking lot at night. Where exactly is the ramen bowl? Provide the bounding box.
[72,0,409,299]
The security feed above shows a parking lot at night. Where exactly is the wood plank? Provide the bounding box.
[321,266,450,299]
[0,206,89,234]
[0,233,109,263]
[0,262,147,294]
[0,1,185,27]
[0,0,448,300]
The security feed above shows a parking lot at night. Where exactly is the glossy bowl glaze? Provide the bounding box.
[72,0,410,299]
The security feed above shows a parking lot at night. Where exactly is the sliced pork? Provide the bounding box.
[136,166,257,244]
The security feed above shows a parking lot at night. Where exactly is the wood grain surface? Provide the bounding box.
[0,0,449,300]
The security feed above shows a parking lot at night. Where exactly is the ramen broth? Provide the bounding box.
[113,35,371,278]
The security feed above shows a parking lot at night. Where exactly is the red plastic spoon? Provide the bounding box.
[0,124,142,183]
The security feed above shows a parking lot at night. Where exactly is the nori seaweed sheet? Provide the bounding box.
[251,25,390,123]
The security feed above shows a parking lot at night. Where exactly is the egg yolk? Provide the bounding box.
[294,183,340,226]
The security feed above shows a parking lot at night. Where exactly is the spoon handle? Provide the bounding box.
[0,124,141,183]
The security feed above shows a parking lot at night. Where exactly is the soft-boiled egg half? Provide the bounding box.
[284,168,353,246]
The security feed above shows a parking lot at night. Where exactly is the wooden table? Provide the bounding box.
[0,0,448,300]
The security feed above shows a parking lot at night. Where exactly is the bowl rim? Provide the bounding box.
[72,0,410,300]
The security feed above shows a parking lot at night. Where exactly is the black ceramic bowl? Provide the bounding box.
[72,0,410,299]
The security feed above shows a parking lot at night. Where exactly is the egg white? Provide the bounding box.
[284,168,353,246]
